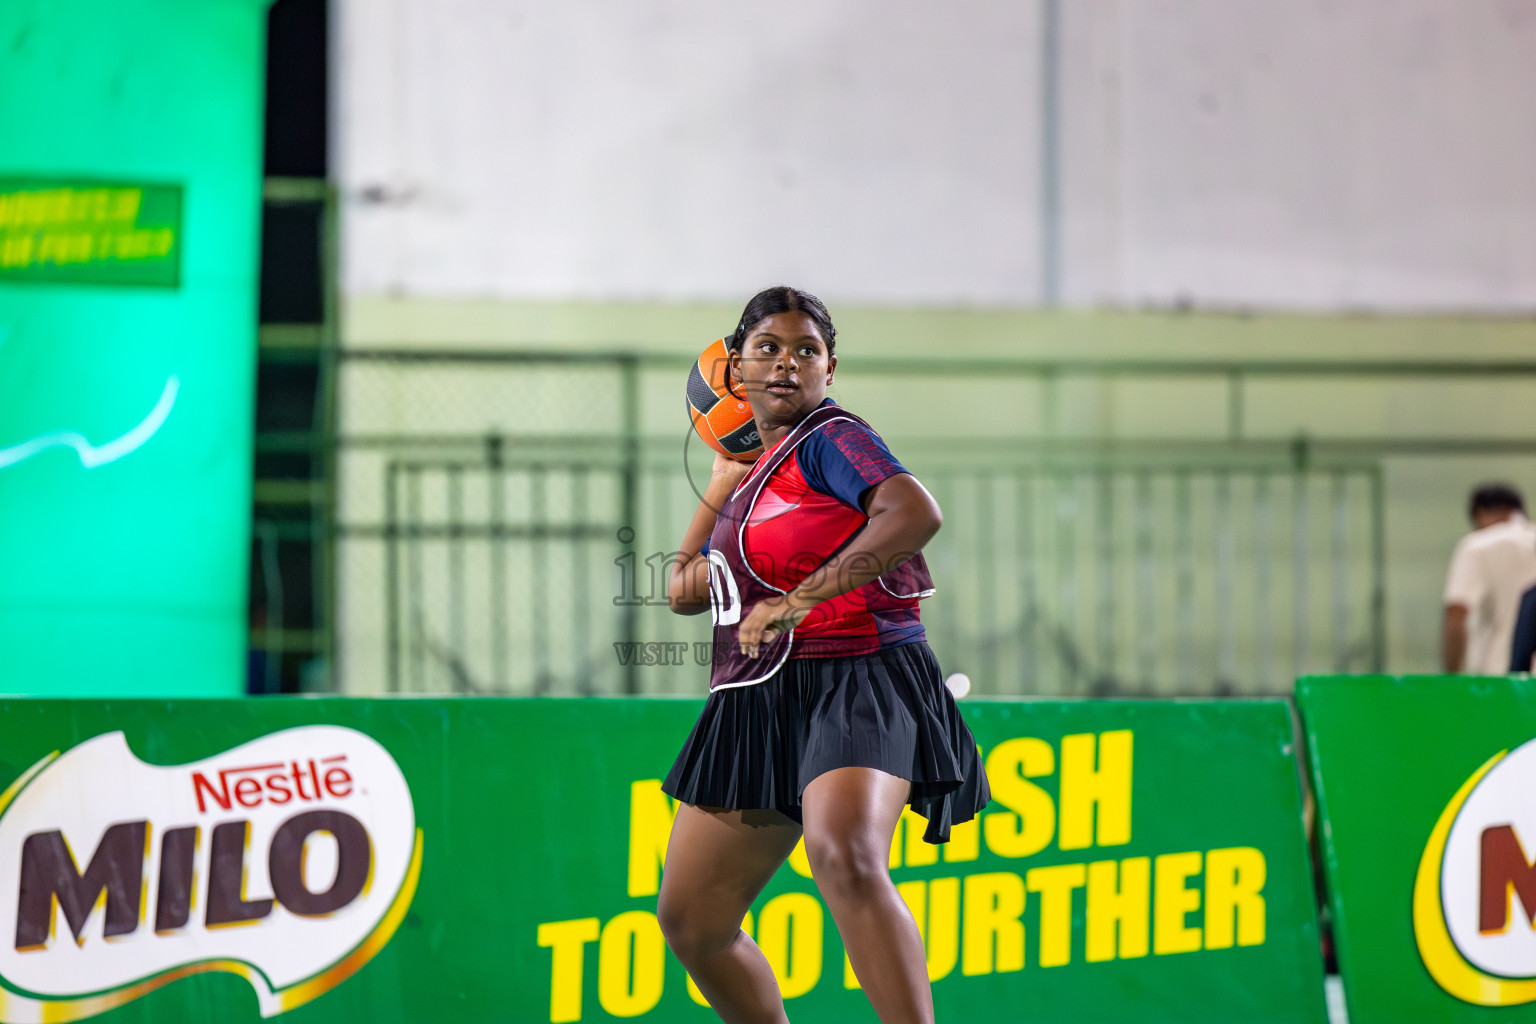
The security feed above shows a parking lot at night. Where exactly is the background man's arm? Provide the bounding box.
[1442,603,1469,673]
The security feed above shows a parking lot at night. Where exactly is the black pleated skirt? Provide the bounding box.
[662,640,990,844]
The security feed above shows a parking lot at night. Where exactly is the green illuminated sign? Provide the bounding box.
[0,179,182,287]
[0,0,272,697]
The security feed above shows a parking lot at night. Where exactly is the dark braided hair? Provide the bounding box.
[727,286,837,355]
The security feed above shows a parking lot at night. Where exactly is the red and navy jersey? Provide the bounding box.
[740,401,928,657]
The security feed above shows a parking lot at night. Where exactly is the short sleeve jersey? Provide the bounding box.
[740,402,927,657]
[1443,513,1536,674]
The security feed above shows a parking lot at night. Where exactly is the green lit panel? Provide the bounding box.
[0,0,272,697]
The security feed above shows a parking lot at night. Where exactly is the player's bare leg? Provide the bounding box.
[802,767,934,1024]
[658,804,803,1024]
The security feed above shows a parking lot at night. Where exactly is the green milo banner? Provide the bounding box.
[0,698,1324,1023]
[1300,675,1536,1024]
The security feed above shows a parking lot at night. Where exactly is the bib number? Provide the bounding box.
[706,550,742,627]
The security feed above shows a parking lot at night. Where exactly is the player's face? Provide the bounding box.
[731,312,837,427]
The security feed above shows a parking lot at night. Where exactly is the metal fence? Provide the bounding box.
[321,348,1536,699]
[364,443,1382,697]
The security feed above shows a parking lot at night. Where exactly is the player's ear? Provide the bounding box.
[727,348,744,391]
[826,353,837,384]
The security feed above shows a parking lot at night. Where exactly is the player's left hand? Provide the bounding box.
[737,594,812,658]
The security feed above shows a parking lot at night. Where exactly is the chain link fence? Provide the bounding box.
[333,349,1398,697]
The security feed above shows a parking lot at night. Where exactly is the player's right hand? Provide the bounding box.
[710,451,753,488]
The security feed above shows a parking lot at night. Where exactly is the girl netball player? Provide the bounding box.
[660,286,989,1024]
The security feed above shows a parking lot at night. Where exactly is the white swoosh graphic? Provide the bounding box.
[748,490,799,524]
[0,375,179,471]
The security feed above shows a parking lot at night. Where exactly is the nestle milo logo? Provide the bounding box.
[1415,736,1536,1006]
[0,727,422,1020]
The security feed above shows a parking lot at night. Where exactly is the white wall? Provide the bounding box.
[1094,0,1536,311]
[335,0,1042,305]
[337,0,1536,311]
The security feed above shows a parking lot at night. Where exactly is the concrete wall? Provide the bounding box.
[336,0,1536,310]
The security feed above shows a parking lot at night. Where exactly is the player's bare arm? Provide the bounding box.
[668,452,753,615]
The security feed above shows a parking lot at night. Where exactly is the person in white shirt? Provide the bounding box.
[1442,484,1536,675]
